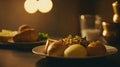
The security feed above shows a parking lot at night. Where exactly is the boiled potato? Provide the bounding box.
[64,44,87,58]
[86,41,106,56]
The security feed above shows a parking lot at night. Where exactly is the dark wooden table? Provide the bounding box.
[0,44,120,67]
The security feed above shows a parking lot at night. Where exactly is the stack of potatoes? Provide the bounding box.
[44,36,106,58]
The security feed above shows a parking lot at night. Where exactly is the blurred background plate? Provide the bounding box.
[0,40,46,51]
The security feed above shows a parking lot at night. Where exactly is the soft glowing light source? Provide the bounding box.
[38,0,53,13]
[24,0,38,14]
[24,0,53,14]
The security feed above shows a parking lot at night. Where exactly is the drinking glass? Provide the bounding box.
[80,14,102,41]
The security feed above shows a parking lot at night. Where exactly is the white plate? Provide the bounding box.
[32,45,118,59]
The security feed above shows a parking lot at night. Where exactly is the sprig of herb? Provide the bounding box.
[38,32,48,41]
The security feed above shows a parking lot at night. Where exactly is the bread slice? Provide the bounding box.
[13,29,39,42]
[0,29,17,42]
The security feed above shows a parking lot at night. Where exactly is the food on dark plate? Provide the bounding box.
[44,35,107,58]
[14,25,48,42]
[0,25,48,43]
[13,25,39,42]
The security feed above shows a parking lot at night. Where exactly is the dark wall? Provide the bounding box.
[0,0,116,37]
[96,0,116,23]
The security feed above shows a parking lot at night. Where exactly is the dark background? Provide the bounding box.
[0,0,116,37]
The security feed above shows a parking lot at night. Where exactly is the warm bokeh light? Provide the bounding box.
[37,0,53,13]
[24,0,38,14]
[102,22,107,36]
[103,30,107,36]
[24,0,53,14]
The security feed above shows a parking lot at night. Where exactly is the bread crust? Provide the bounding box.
[18,24,33,33]
[45,40,68,56]
[13,29,39,42]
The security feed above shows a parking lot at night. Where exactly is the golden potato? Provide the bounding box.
[64,44,87,58]
[86,41,106,56]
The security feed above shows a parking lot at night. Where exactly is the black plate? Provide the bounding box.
[0,40,46,51]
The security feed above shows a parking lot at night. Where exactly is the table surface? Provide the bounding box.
[0,44,120,67]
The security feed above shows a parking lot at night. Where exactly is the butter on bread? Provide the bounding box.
[0,29,17,42]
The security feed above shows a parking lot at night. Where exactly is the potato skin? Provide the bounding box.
[64,44,87,58]
[46,40,68,56]
[86,41,106,56]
